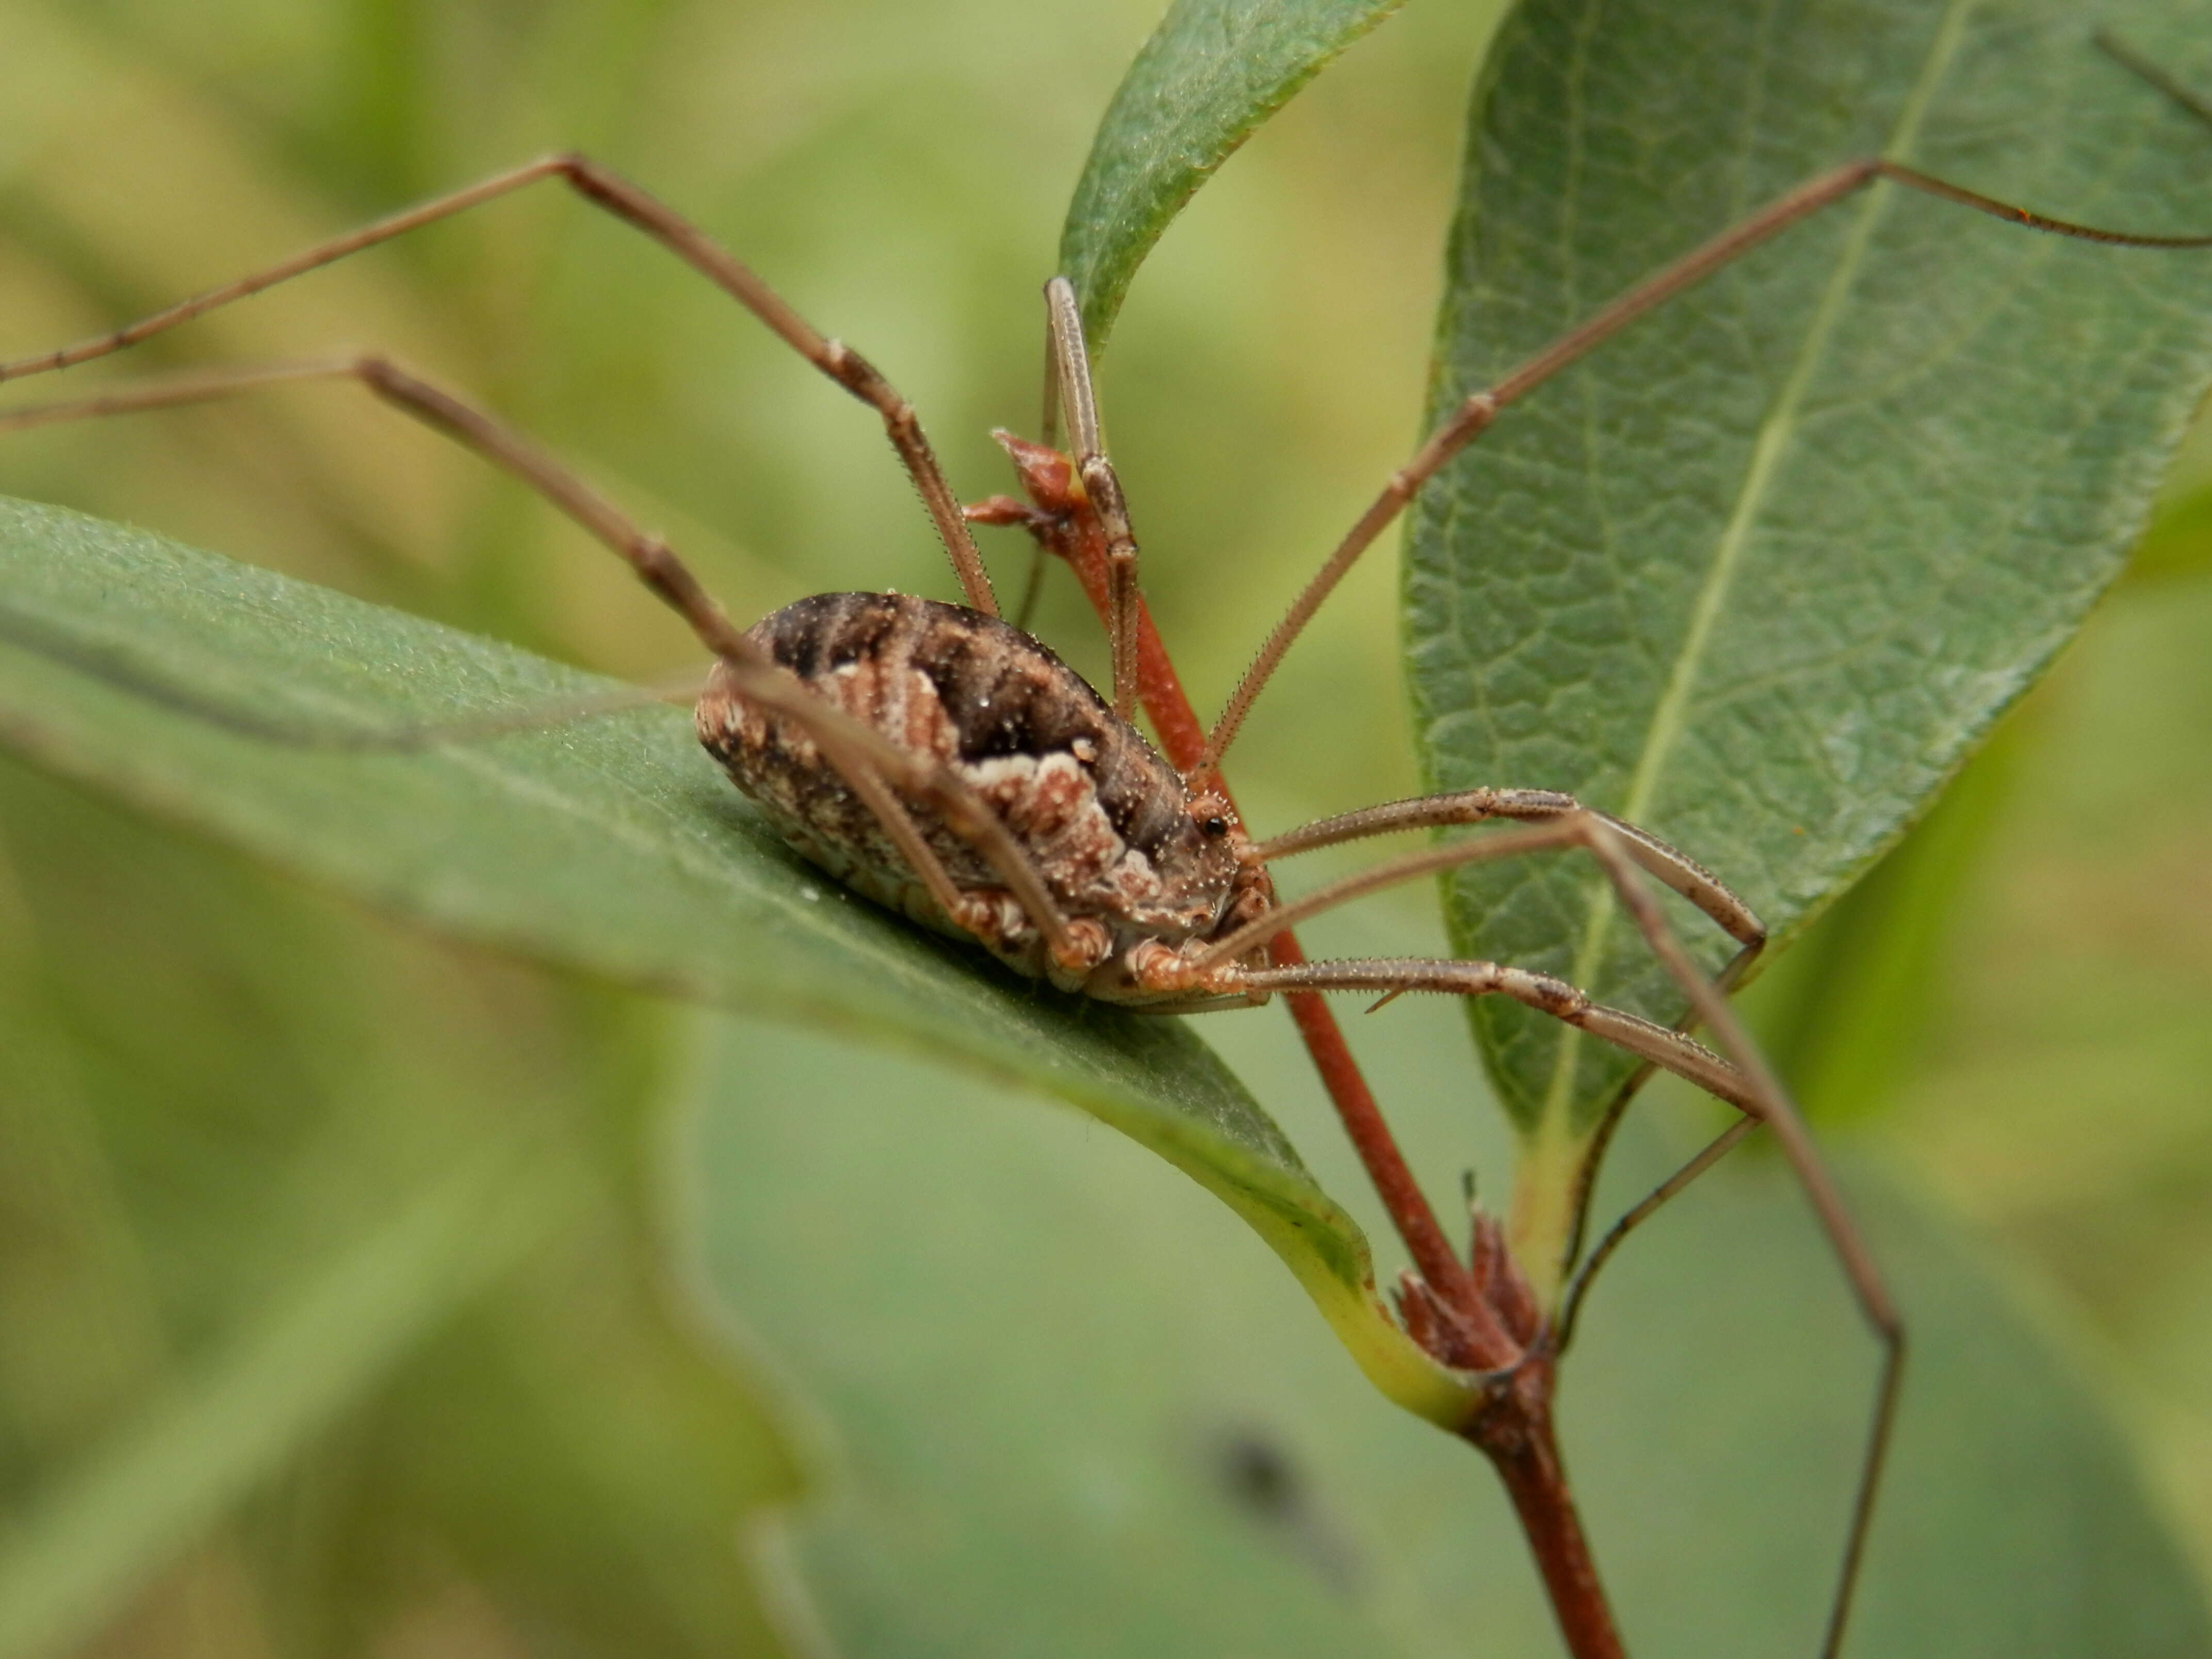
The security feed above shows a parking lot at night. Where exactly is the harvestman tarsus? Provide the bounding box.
[1,102,2208,1657]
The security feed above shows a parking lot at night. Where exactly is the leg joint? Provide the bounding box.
[824,339,890,403]
[554,152,626,205]
[1523,971,1588,1019]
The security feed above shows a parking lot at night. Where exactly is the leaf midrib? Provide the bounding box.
[1532,0,1980,1134]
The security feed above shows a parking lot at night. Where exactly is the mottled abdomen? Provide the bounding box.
[694,592,1238,983]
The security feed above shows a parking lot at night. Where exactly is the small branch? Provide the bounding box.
[970,439,1482,1314]
[1264,927,1484,1315]
[1469,1364,1625,1659]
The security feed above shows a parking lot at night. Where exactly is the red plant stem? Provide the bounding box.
[1117,597,1491,1318]
[1069,540,1479,1303]
[1475,1369,1625,1659]
[973,446,1473,1308]
[1255,936,1482,1305]
[971,445,1624,1659]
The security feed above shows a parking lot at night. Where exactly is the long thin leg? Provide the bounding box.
[0,152,999,616]
[0,357,1077,957]
[1041,276,1140,718]
[1550,1117,1757,1357]
[2096,31,2212,128]
[1180,817,1754,1103]
[1231,954,1752,1111]
[1573,819,1899,1659]
[1191,804,1896,1652]
[1261,788,1775,1290]
[1257,787,1766,951]
[1198,822,1619,969]
[1552,934,1768,1287]
[1199,813,1766,988]
[1194,161,2212,772]
[1190,818,1766,1117]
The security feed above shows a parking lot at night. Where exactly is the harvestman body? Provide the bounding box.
[690,269,1771,1114]
[706,589,1256,996]
[2,92,2207,1656]
[709,581,1744,1039]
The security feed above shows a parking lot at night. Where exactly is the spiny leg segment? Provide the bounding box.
[1191,818,1755,1111]
[1255,787,1768,953]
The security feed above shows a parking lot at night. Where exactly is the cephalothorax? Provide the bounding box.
[1,126,2204,1659]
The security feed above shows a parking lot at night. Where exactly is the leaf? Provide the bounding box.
[0,497,1477,1427]
[2127,478,2212,584]
[1745,713,2026,1127]
[18,705,2198,1659]
[1058,0,1413,350]
[692,1010,2212,1656]
[0,1143,560,1659]
[0,755,804,1658]
[1404,0,2212,1169]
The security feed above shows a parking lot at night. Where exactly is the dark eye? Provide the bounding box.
[1200,815,1229,837]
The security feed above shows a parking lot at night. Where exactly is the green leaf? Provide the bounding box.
[694,1011,2212,1656]
[1405,2,2212,1171]
[0,497,1476,1427]
[1058,0,1414,349]
[2127,479,2212,584]
[0,1142,560,1659]
[0,754,804,1658]
[17,703,2198,1659]
[1745,713,2026,1127]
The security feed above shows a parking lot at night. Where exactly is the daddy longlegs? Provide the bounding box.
[2,79,2208,1658]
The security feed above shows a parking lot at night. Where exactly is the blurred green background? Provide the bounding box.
[2,0,2209,1652]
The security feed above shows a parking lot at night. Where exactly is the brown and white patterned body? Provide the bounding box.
[694,591,1268,996]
